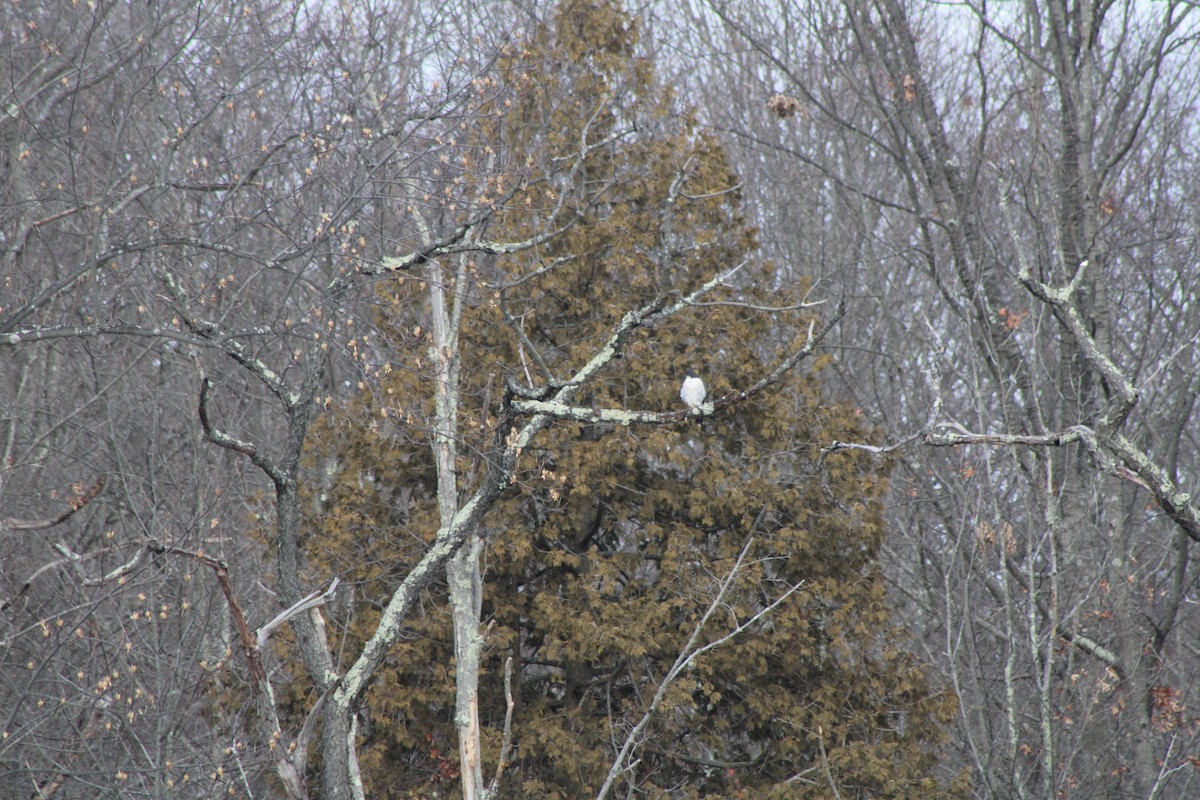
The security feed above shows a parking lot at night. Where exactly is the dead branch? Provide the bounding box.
[594,537,806,800]
[1,476,106,532]
[257,579,341,649]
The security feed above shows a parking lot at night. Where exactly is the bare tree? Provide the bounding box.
[0,0,498,796]
[4,1,849,797]
[659,0,1200,797]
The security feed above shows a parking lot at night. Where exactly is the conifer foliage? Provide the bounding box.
[302,1,963,797]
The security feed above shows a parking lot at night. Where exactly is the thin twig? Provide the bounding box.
[594,538,805,800]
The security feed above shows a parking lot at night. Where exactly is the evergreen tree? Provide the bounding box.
[300,2,965,797]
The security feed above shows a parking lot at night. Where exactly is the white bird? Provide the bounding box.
[680,370,706,411]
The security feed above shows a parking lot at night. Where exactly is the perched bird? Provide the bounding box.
[680,369,706,411]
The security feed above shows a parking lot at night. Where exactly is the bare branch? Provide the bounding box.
[0,324,256,347]
[703,300,844,411]
[198,374,289,488]
[1016,259,1139,429]
[594,537,805,800]
[167,274,302,408]
[484,656,516,800]
[508,399,694,425]
[821,433,922,459]
[923,423,1200,541]
[52,541,144,586]
[257,579,341,650]
[923,427,1086,449]
[815,725,843,800]
[1104,431,1200,541]
[145,538,310,798]
[0,476,105,532]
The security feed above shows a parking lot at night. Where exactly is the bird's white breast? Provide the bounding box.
[680,376,706,408]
